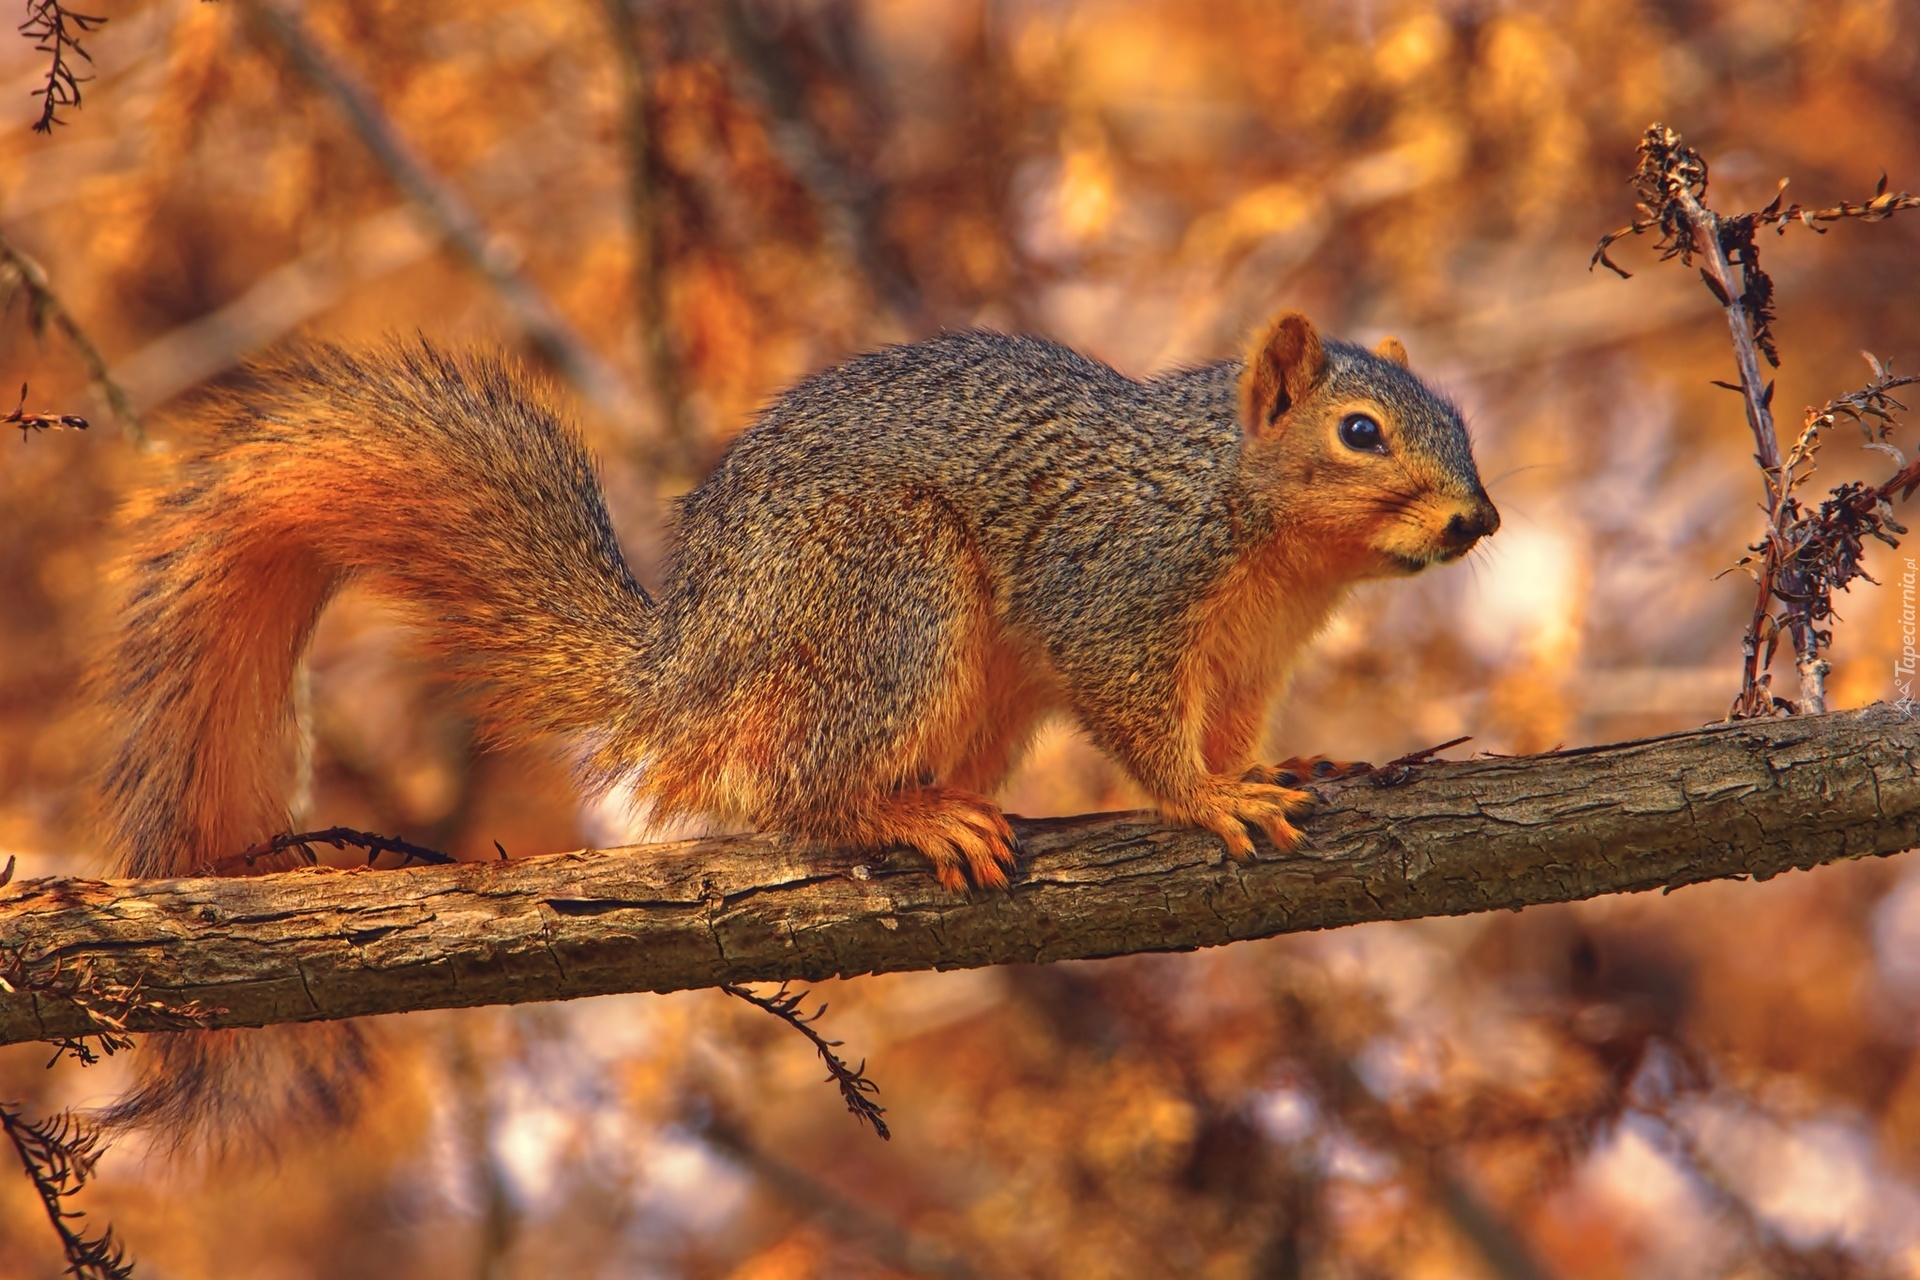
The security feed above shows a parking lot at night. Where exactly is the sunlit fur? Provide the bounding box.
[99,345,653,1148]
[98,315,1494,1142]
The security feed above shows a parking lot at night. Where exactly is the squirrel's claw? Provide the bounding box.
[866,786,1018,893]
[1248,755,1374,788]
[1170,778,1313,861]
[930,805,1018,891]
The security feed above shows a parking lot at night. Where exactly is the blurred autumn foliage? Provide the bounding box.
[3,0,1920,1276]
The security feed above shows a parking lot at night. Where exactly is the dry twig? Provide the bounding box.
[0,1104,130,1279]
[0,228,144,446]
[1592,124,1920,717]
[201,824,460,877]
[723,981,889,1140]
[1724,361,1920,704]
[18,0,103,133]
[5,383,87,438]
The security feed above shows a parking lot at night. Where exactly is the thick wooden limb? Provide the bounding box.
[2,707,1916,1048]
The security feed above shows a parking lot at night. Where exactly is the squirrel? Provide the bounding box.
[97,309,1495,1141]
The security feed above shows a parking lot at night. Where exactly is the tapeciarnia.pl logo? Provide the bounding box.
[1898,558,1918,715]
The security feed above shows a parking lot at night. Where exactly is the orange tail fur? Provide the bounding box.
[97,343,654,1146]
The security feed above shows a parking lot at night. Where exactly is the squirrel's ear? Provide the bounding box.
[1242,312,1327,438]
[1374,336,1410,367]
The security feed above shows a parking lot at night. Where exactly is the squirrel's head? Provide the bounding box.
[1238,312,1498,578]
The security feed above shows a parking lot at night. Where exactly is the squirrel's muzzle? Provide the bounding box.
[1438,498,1500,557]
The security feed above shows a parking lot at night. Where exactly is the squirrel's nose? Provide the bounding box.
[1441,501,1500,552]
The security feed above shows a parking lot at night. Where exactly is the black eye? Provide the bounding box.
[1338,413,1386,454]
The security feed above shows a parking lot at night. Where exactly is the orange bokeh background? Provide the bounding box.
[3,1,1920,1275]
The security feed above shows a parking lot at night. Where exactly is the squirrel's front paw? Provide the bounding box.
[1168,778,1314,861]
[1245,755,1373,787]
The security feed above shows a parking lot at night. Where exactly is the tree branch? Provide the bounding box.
[236,0,644,433]
[0,226,146,448]
[716,0,927,333]
[2,706,1915,1048]
[1592,125,1920,718]
[599,0,699,478]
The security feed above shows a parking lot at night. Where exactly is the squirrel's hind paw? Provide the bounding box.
[867,787,1018,893]
[1172,779,1313,861]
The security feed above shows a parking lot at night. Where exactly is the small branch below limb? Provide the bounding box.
[1,1104,131,1279]
[723,982,888,1140]
[19,0,103,134]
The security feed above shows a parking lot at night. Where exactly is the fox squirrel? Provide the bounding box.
[98,309,1494,1138]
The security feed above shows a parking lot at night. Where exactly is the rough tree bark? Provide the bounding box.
[2,705,1915,1049]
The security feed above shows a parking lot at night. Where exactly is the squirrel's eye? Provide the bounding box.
[1338,413,1387,454]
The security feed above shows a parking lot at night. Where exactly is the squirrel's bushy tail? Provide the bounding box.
[97,343,654,1147]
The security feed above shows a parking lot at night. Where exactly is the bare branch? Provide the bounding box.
[18,0,103,134]
[1594,125,1920,718]
[599,0,700,478]
[716,0,927,333]
[108,204,436,414]
[1281,991,1557,1280]
[0,1104,130,1279]
[698,1110,976,1277]
[0,227,145,447]
[236,0,645,434]
[0,706,1913,1049]
[723,982,888,1140]
[4,383,87,438]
